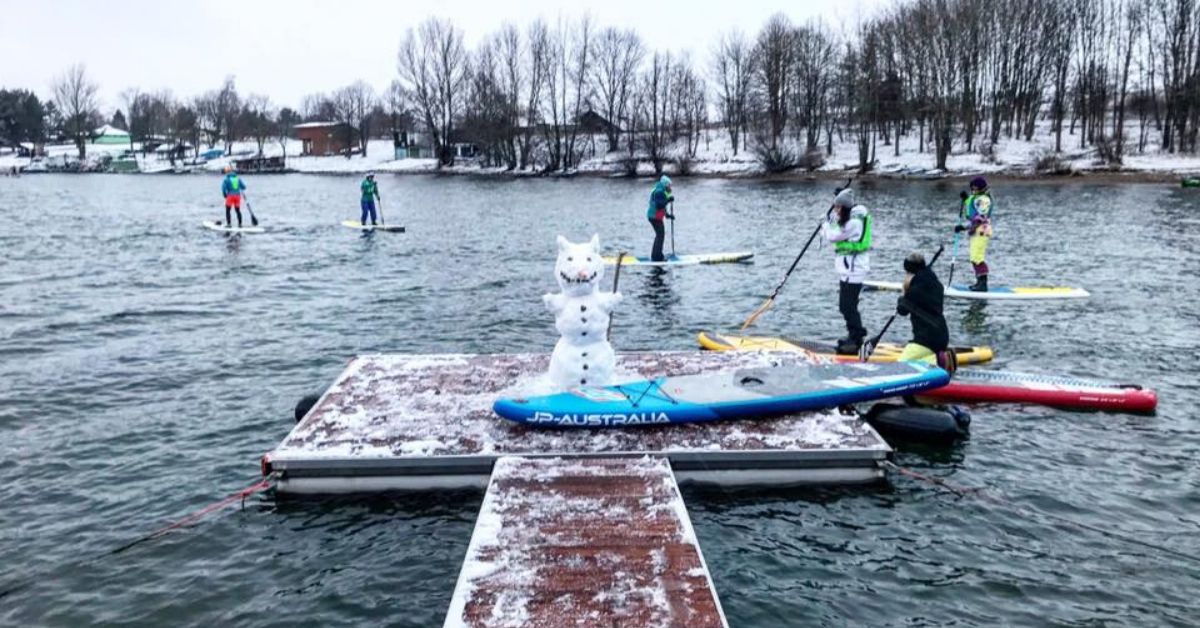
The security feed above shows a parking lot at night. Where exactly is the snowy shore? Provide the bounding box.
[3,130,1199,182]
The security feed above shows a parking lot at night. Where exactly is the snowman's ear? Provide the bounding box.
[589,234,600,251]
[557,235,569,252]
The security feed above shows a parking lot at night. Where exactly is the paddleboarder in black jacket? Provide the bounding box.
[896,252,949,363]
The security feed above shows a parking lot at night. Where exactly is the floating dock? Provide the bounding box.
[444,456,727,627]
[263,351,892,494]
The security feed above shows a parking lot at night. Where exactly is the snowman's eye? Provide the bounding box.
[586,257,592,262]
[567,257,573,261]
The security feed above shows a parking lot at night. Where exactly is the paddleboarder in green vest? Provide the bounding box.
[360,172,381,225]
[955,176,993,291]
[221,165,247,227]
[824,188,872,354]
[646,175,674,262]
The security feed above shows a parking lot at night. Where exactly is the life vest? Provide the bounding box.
[834,210,872,255]
[227,174,241,193]
[962,192,992,223]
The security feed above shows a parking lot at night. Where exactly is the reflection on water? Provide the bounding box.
[962,301,989,332]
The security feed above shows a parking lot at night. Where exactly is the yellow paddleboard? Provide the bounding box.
[696,330,994,365]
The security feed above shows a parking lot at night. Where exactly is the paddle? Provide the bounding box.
[947,191,966,285]
[739,177,853,331]
[668,200,676,258]
[859,244,945,362]
[242,192,259,227]
[377,196,386,226]
[606,251,627,341]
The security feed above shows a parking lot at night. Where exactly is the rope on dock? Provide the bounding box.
[881,460,1200,565]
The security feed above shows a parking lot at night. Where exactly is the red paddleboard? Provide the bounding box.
[919,369,1157,414]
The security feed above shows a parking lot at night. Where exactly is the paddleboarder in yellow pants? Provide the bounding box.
[955,176,994,292]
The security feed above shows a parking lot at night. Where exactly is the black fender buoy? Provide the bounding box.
[295,392,322,423]
[864,402,970,443]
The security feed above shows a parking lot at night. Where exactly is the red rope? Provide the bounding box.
[111,477,273,554]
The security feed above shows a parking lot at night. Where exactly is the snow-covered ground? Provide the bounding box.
[4,121,1198,178]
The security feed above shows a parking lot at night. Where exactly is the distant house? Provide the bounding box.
[92,124,131,145]
[576,109,618,136]
[295,121,358,156]
[393,129,433,159]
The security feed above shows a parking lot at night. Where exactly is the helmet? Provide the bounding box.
[969,176,988,190]
[659,175,672,187]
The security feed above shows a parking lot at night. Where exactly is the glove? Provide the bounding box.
[954,224,967,233]
[959,191,969,200]
[667,213,676,220]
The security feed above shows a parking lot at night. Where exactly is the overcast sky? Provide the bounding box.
[1,0,881,111]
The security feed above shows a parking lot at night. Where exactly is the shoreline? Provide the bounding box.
[7,165,1196,185]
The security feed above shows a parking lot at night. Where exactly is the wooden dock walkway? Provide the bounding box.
[444,456,727,628]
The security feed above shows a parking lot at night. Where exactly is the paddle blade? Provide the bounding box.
[858,340,875,362]
[740,297,774,331]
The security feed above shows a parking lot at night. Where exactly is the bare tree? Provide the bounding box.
[751,14,795,151]
[52,63,100,160]
[590,27,644,152]
[711,30,753,155]
[333,81,376,156]
[242,94,273,156]
[398,17,469,167]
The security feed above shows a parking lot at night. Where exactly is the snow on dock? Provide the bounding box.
[263,351,891,494]
[444,456,726,628]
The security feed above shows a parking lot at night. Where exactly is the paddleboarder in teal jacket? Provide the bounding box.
[360,172,380,225]
[221,166,246,227]
[646,175,674,261]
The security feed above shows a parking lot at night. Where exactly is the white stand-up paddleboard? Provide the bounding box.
[202,220,265,234]
[342,220,405,232]
[864,279,1089,300]
[602,251,754,267]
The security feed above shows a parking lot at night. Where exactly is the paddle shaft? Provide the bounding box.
[377,196,386,226]
[669,201,675,257]
[948,199,963,285]
[739,177,854,331]
[861,245,945,361]
[606,251,627,341]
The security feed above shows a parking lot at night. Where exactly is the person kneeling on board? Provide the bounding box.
[221,166,247,228]
[955,176,993,292]
[360,171,381,225]
[825,188,871,354]
[646,174,674,262]
[897,252,954,372]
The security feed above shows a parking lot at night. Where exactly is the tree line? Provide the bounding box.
[2,0,1198,171]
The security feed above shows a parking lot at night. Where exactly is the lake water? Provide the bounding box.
[1,173,1197,626]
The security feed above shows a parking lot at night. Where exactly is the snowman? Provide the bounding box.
[544,234,622,390]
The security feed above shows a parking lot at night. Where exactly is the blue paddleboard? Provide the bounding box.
[494,361,949,427]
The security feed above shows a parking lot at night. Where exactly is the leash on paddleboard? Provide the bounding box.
[607,251,627,341]
[0,476,275,600]
[859,244,944,362]
[881,460,1200,565]
[741,177,854,331]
